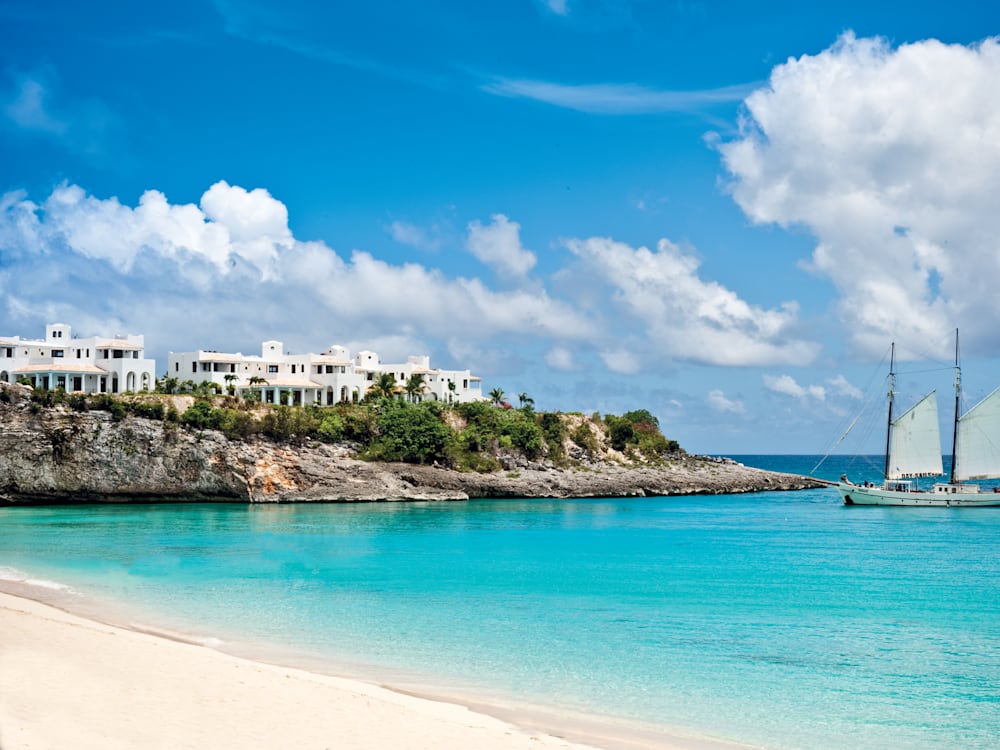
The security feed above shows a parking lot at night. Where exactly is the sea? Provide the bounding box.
[0,455,997,750]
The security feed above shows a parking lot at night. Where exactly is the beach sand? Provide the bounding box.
[0,591,746,750]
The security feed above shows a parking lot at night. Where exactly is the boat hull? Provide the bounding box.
[838,483,1000,507]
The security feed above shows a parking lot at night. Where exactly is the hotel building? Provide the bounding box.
[167,340,483,406]
[0,323,156,394]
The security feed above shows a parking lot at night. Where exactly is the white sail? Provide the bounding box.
[954,386,1000,480]
[888,391,943,479]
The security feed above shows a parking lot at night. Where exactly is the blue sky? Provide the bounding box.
[2,1,999,454]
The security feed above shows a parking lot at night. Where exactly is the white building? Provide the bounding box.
[0,323,156,394]
[167,340,482,406]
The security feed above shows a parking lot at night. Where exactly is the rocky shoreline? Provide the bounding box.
[0,387,823,504]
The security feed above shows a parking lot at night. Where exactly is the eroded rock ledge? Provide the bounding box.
[0,392,822,504]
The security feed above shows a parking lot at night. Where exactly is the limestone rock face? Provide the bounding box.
[0,387,822,504]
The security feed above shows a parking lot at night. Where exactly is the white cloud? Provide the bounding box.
[599,348,640,374]
[546,0,569,15]
[563,236,818,366]
[388,220,442,252]
[707,389,744,414]
[0,183,594,364]
[719,33,1000,356]
[4,77,67,134]
[466,214,536,277]
[545,346,576,371]
[827,374,863,399]
[2,71,116,157]
[763,374,826,401]
[483,78,757,115]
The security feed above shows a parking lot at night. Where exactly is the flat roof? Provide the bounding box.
[14,363,109,374]
[97,340,143,350]
[238,379,322,388]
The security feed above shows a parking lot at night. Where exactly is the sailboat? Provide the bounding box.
[838,331,1000,506]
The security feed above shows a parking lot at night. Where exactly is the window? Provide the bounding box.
[325,365,333,374]
[133,351,139,359]
[201,363,211,372]
[113,350,124,359]
[268,365,279,374]
[53,349,64,358]
[291,365,297,374]
[192,362,197,373]
[2,348,10,358]
[175,362,179,372]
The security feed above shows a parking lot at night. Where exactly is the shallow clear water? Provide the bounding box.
[1,456,997,750]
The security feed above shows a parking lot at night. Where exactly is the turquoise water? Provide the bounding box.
[1,456,997,749]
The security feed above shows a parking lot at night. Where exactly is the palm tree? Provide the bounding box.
[367,372,398,401]
[246,375,268,402]
[489,387,505,406]
[447,380,457,404]
[224,373,239,396]
[404,373,427,403]
[518,392,534,409]
[158,376,179,395]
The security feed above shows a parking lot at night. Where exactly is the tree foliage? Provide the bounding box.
[16,383,683,469]
[364,401,452,464]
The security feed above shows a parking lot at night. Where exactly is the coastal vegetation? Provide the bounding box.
[13,382,683,470]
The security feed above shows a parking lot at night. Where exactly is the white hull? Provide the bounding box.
[838,483,1000,507]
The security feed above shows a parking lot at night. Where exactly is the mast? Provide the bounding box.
[884,343,895,480]
[950,328,960,484]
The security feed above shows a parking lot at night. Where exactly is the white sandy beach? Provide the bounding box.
[0,591,745,750]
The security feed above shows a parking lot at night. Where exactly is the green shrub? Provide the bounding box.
[365,401,452,464]
[130,400,165,420]
[180,399,219,430]
[316,413,345,443]
[68,393,89,412]
[571,422,601,454]
[502,417,544,458]
[215,408,257,440]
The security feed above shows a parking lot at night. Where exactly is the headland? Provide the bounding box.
[0,382,821,504]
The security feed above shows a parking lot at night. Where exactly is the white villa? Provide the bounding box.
[168,339,483,406]
[0,323,156,394]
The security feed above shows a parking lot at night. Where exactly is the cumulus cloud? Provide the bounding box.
[763,374,826,401]
[599,348,641,374]
[466,214,537,277]
[827,374,863,399]
[719,32,1000,356]
[563,236,818,366]
[707,389,744,414]
[0,183,592,364]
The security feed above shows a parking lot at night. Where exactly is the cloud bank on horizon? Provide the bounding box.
[0,178,809,371]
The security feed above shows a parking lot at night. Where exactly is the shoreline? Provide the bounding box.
[0,581,757,750]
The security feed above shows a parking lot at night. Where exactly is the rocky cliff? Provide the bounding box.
[0,384,822,504]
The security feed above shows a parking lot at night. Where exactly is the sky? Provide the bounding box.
[2,0,999,454]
